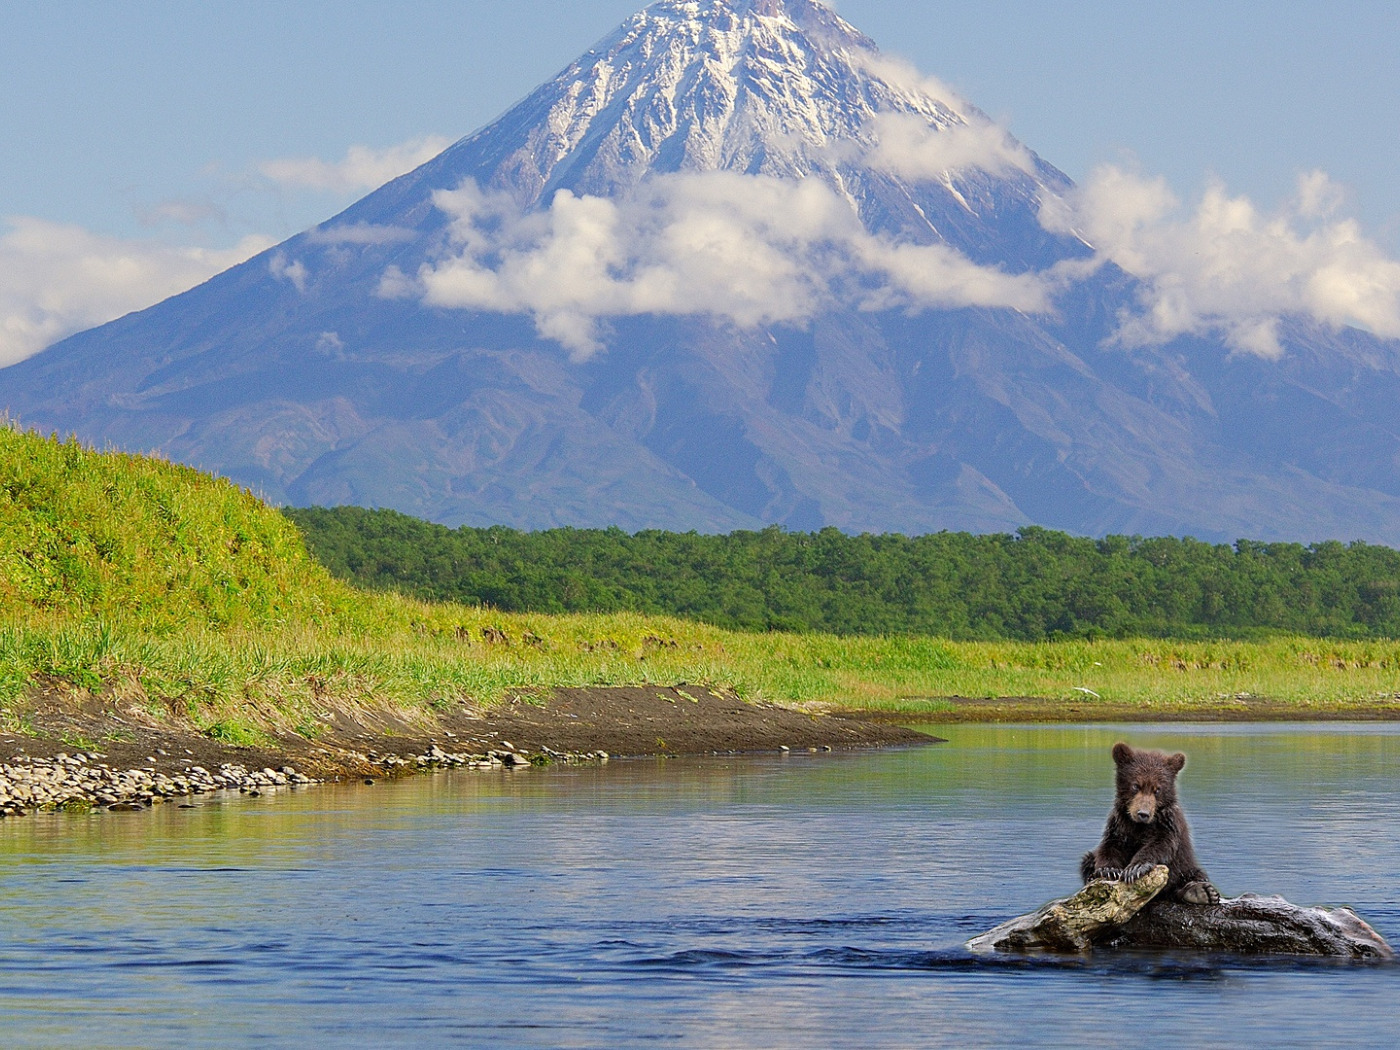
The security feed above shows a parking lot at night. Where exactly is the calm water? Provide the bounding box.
[2,723,1399,1048]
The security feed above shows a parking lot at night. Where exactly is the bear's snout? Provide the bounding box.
[1129,792,1157,823]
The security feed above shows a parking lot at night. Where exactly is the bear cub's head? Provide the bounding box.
[1112,741,1186,825]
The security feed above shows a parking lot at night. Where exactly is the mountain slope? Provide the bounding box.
[3,0,1400,542]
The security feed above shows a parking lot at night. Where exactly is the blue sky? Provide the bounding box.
[2,0,1397,363]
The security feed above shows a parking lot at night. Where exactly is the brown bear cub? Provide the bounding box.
[1080,742,1220,905]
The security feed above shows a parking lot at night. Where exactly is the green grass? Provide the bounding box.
[0,424,351,631]
[1,424,1398,732]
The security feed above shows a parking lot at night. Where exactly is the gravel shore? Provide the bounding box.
[0,753,313,816]
[1,684,935,820]
[0,743,611,818]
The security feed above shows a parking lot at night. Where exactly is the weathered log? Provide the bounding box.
[1105,894,1394,959]
[967,865,1169,953]
[969,869,1394,959]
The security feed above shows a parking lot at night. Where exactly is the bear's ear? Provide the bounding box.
[1167,752,1186,773]
[1112,742,1134,765]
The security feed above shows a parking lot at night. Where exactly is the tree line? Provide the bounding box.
[283,506,1400,640]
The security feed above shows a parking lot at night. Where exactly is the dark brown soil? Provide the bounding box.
[0,683,939,780]
[846,695,1400,724]
[459,686,938,756]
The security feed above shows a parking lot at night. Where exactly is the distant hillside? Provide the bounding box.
[0,425,348,630]
[0,427,1396,724]
[287,505,1400,640]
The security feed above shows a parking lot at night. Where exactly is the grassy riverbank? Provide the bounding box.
[2,426,1398,747]
[8,613,1397,732]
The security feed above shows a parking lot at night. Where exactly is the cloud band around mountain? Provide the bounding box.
[5,137,1400,370]
[1041,166,1400,357]
[393,172,1055,359]
[393,155,1400,362]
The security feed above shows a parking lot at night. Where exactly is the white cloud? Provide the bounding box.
[0,218,273,367]
[405,173,1053,358]
[861,111,1034,181]
[851,52,970,122]
[306,222,416,245]
[259,136,451,194]
[855,238,1065,315]
[1043,165,1400,356]
[268,252,309,292]
[136,197,227,229]
[841,53,1033,182]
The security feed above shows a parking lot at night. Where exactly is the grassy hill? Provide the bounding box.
[1,425,1397,740]
[1,426,348,630]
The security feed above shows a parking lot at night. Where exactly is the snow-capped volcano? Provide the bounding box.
[491,0,894,192]
[335,0,1075,356]
[455,0,1026,200]
[352,0,1072,271]
[3,0,1399,543]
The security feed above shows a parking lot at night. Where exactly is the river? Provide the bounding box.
[2,723,1398,1048]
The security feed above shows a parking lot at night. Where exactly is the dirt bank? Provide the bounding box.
[0,683,938,785]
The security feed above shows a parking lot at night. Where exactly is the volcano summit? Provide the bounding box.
[4,0,1400,541]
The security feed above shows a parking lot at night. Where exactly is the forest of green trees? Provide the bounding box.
[284,506,1400,641]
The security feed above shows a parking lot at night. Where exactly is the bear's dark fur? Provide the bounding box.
[1080,742,1220,905]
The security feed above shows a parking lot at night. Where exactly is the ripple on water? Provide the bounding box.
[1,724,1399,1049]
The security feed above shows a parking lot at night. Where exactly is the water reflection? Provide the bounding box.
[1,724,1398,1048]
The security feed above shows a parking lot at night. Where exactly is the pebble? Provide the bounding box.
[0,755,314,819]
[0,740,611,821]
[366,744,608,774]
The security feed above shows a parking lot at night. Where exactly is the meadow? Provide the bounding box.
[2,426,1397,744]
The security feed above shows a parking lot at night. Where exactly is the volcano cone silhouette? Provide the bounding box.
[3,0,1399,540]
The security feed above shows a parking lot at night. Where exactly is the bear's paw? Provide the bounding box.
[1178,880,1221,905]
[1122,863,1159,884]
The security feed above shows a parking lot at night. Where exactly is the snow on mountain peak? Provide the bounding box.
[452,0,1021,208]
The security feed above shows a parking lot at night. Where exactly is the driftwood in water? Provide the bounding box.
[1105,894,1393,958]
[969,866,1394,959]
[967,865,1170,953]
